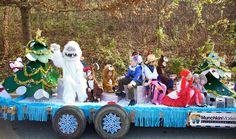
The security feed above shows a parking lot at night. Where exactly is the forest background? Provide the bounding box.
[0,0,235,80]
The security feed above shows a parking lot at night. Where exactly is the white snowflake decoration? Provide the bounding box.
[58,114,78,134]
[102,113,121,134]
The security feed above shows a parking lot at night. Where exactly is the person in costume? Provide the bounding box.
[157,55,175,93]
[102,64,117,93]
[116,54,143,106]
[50,41,87,104]
[2,30,60,100]
[85,69,103,102]
[162,69,202,107]
[143,54,167,105]
[193,74,208,105]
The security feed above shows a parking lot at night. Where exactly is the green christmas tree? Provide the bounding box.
[2,29,60,99]
[195,40,235,98]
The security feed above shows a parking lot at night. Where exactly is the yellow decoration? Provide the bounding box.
[13,74,56,88]
[35,29,46,44]
[25,48,51,55]
[24,64,51,77]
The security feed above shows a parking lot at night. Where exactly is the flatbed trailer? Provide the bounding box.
[0,96,235,139]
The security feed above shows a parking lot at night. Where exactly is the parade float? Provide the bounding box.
[0,31,235,139]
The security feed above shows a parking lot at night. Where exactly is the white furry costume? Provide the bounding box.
[50,41,87,104]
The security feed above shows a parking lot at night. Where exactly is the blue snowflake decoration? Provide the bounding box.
[102,113,122,134]
[58,114,78,134]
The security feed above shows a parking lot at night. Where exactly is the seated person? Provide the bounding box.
[157,55,175,93]
[85,70,103,102]
[102,64,117,93]
[143,54,167,105]
[193,74,208,105]
[162,69,202,107]
[116,54,143,106]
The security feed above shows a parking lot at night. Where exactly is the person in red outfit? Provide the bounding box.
[162,69,202,107]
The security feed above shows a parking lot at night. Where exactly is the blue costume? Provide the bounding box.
[125,65,143,86]
[117,64,143,106]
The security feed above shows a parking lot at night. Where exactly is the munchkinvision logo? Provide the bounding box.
[200,115,236,124]
[201,116,236,121]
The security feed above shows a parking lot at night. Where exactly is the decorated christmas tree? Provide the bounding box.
[195,40,235,98]
[2,29,60,99]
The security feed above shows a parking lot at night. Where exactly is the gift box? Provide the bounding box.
[124,85,151,104]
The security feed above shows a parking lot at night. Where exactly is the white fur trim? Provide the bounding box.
[50,43,61,52]
[168,91,178,99]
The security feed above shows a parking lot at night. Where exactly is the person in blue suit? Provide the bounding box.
[116,54,143,106]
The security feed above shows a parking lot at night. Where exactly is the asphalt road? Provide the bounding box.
[0,119,235,139]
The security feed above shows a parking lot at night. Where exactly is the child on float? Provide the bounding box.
[193,74,208,106]
[143,54,167,105]
[102,64,117,93]
[116,54,143,106]
[85,69,103,102]
[162,69,202,107]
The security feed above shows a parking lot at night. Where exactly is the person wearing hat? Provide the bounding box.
[85,69,103,102]
[116,54,143,106]
[162,69,202,107]
[143,54,167,105]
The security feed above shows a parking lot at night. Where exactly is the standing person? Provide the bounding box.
[143,54,167,105]
[116,54,143,106]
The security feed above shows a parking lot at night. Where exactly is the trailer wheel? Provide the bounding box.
[94,104,130,139]
[52,106,86,139]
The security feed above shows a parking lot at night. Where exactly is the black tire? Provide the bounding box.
[94,104,130,139]
[52,106,86,139]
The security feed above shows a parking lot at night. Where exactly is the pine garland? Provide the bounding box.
[24,64,51,77]
[25,48,51,55]
[13,74,56,88]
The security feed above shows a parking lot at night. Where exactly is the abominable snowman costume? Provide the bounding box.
[50,41,87,104]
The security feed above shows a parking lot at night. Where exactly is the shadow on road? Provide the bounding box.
[0,119,235,139]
